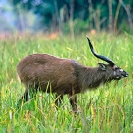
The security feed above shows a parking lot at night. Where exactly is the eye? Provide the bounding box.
[114,67,120,71]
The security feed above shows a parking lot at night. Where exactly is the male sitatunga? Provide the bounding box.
[17,37,128,112]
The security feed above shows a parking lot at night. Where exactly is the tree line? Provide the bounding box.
[12,0,133,35]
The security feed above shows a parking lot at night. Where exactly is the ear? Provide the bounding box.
[98,63,106,71]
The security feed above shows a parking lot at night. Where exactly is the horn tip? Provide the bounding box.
[86,36,91,42]
[86,36,92,45]
[86,35,89,39]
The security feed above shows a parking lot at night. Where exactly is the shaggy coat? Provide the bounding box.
[17,53,128,112]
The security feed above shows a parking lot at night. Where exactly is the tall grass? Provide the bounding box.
[0,33,132,133]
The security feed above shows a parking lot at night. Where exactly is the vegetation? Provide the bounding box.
[11,0,133,34]
[0,33,132,132]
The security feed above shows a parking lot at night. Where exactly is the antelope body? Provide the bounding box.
[17,37,128,112]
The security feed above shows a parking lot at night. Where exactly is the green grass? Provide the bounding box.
[0,33,132,133]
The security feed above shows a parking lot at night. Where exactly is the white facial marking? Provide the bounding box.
[120,69,123,72]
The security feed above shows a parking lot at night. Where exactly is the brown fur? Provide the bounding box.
[17,53,127,112]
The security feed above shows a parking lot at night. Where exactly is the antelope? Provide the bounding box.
[17,37,128,112]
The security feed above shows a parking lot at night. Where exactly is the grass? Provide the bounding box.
[0,33,132,133]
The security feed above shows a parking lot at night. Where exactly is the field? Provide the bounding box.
[0,33,132,133]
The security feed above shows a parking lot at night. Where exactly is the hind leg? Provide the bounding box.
[22,82,41,101]
[23,86,38,101]
[17,87,29,108]
[17,86,37,109]
[22,88,29,102]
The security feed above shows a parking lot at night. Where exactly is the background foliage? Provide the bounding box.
[9,0,133,34]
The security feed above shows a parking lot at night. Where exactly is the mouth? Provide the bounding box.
[115,77,121,80]
[122,72,128,78]
[115,74,128,80]
[125,73,128,77]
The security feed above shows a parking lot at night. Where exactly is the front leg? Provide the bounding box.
[69,94,77,113]
[69,86,78,112]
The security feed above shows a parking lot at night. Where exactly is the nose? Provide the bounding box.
[124,71,128,77]
[125,72,128,77]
